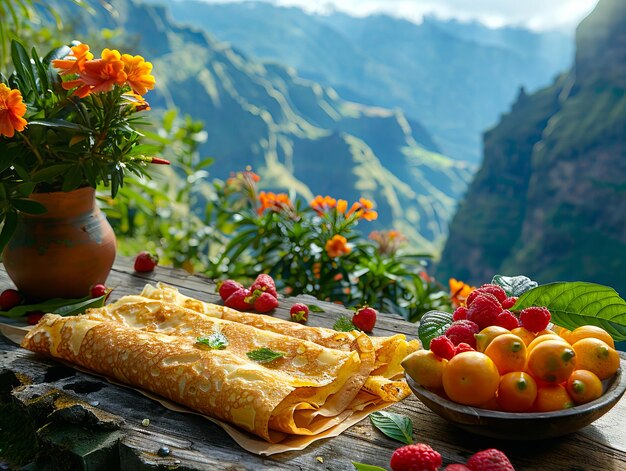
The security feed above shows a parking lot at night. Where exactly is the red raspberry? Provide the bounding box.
[252,292,279,313]
[390,444,442,471]
[250,274,277,298]
[477,284,507,303]
[495,310,519,331]
[501,296,518,309]
[134,251,159,273]
[224,288,253,311]
[218,279,244,301]
[445,465,471,471]
[430,335,455,360]
[352,306,377,333]
[519,306,551,333]
[445,320,479,348]
[467,293,502,330]
[0,289,21,311]
[452,306,468,321]
[454,343,475,355]
[26,311,45,325]
[290,303,309,323]
[465,289,481,307]
[466,448,514,471]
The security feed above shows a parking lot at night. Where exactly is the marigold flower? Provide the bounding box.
[64,48,127,96]
[52,43,94,76]
[325,234,351,258]
[258,191,291,214]
[310,195,337,216]
[121,54,156,96]
[347,197,378,221]
[449,278,475,308]
[0,84,27,138]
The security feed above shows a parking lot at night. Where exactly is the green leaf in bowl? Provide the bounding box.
[492,274,538,297]
[418,310,453,349]
[512,282,626,340]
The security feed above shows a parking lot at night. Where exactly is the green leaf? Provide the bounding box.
[307,304,324,313]
[492,275,538,297]
[0,295,97,319]
[30,164,74,182]
[29,119,92,133]
[11,199,46,214]
[0,210,17,252]
[54,295,107,316]
[352,462,387,471]
[418,310,453,349]
[246,347,285,363]
[197,332,228,350]
[369,411,413,444]
[333,315,358,332]
[512,282,626,340]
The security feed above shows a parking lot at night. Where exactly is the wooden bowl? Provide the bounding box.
[406,359,626,440]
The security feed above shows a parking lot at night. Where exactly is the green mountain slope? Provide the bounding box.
[165,1,572,162]
[437,0,626,293]
[78,0,472,251]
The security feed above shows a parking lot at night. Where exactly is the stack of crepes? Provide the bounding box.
[21,283,419,449]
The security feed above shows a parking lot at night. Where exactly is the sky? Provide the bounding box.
[200,0,599,31]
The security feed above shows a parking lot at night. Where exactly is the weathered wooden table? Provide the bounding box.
[1,258,625,470]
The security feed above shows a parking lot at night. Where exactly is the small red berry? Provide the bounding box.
[224,288,252,311]
[466,448,514,471]
[290,303,309,323]
[218,279,244,301]
[467,292,502,330]
[253,292,279,313]
[445,465,472,471]
[90,284,112,301]
[431,335,456,360]
[478,284,508,303]
[0,289,21,311]
[26,311,45,325]
[352,306,377,332]
[454,342,475,355]
[390,443,442,471]
[134,251,159,273]
[445,320,479,348]
[453,306,468,321]
[495,310,520,331]
[519,306,551,333]
[501,296,518,309]
[250,274,277,298]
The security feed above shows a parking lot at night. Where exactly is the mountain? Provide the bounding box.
[74,0,473,251]
[437,0,626,293]
[164,1,573,162]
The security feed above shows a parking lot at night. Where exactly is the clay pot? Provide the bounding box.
[2,187,116,300]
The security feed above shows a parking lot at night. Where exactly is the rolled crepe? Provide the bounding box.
[22,313,371,442]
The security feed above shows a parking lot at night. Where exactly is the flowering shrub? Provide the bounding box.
[0,40,165,249]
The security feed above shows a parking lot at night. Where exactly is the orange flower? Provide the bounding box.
[63,48,126,96]
[122,92,151,111]
[449,278,476,308]
[347,197,378,221]
[0,84,27,138]
[258,191,291,214]
[369,229,406,255]
[310,195,337,215]
[121,54,156,96]
[52,43,94,76]
[325,234,351,258]
[336,199,348,214]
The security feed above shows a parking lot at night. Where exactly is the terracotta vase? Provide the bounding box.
[2,187,116,300]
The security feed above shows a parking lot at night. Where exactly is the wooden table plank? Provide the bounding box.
[1,258,626,470]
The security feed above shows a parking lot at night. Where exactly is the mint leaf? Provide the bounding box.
[352,462,387,471]
[418,310,453,349]
[369,411,413,444]
[333,315,358,332]
[197,332,229,349]
[307,304,325,313]
[512,282,626,340]
[246,347,285,363]
[492,275,538,297]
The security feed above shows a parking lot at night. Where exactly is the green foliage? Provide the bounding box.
[369,411,414,444]
[418,310,453,349]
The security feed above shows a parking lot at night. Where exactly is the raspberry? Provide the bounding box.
[445,465,471,471]
[445,320,479,348]
[218,279,243,301]
[430,335,455,360]
[466,448,514,471]
[454,342,475,355]
[134,251,159,273]
[352,306,377,332]
[290,303,309,323]
[501,296,518,309]
[465,289,481,307]
[26,311,45,325]
[478,284,507,303]
[519,306,551,333]
[467,293,502,330]
[250,274,277,298]
[390,444,442,471]
[252,292,279,313]
[0,289,21,311]
[495,310,519,331]
[452,306,468,321]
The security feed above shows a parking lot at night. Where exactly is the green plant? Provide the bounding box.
[0,39,163,250]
